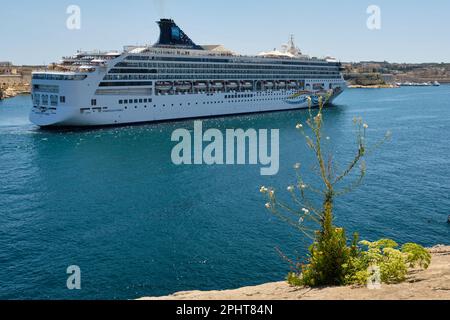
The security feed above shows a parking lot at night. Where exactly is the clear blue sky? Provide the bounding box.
[1,0,449,65]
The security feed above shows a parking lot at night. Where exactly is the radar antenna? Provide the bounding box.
[286,34,302,56]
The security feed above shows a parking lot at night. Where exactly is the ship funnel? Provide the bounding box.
[154,19,203,50]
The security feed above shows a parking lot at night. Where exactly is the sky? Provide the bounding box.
[0,0,449,65]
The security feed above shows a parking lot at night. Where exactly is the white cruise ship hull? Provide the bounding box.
[30,88,345,127]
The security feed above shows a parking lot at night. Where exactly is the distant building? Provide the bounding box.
[381,74,395,84]
[0,62,17,75]
[0,63,35,87]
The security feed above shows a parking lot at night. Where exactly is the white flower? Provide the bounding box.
[287,186,295,192]
[296,123,303,130]
[299,217,304,224]
[294,163,301,170]
[269,190,275,197]
[302,208,310,216]
[363,123,369,129]
[300,184,307,190]
[265,203,271,209]
[260,186,268,194]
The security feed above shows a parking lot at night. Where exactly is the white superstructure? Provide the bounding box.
[30,19,346,127]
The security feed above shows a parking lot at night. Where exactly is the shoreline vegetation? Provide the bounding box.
[258,99,436,294]
[140,246,450,300]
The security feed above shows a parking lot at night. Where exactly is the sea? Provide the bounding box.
[0,86,449,299]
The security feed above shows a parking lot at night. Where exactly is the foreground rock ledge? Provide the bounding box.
[140,246,450,300]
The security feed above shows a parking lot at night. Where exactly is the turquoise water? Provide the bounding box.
[0,88,449,300]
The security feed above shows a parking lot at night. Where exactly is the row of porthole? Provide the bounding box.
[119,91,297,110]
[121,97,291,110]
[85,96,292,115]
[124,102,201,109]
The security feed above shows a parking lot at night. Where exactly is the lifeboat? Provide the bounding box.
[264,81,274,88]
[288,81,298,87]
[156,81,173,91]
[241,81,253,89]
[194,82,208,89]
[226,81,239,89]
[277,81,286,88]
[175,81,192,91]
[210,81,224,89]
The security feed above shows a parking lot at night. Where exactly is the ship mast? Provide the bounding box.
[287,34,302,56]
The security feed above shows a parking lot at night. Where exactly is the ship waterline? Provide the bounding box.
[29,19,346,127]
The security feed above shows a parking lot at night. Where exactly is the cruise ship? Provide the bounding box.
[30,19,347,127]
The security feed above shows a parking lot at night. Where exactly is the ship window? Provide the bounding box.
[42,95,49,105]
[50,95,58,106]
[134,99,138,103]
[91,99,97,106]
[139,99,143,103]
[34,94,41,105]
[119,100,123,104]
[60,96,66,103]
